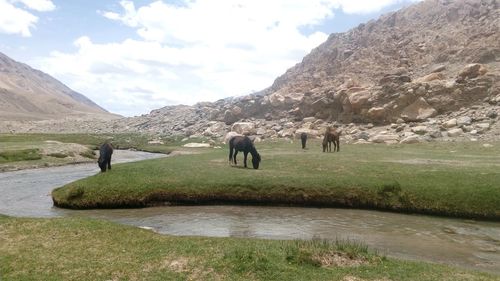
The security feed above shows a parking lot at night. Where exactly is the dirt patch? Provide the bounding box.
[312,251,369,267]
[342,276,392,281]
[161,257,190,272]
[386,158,475,167]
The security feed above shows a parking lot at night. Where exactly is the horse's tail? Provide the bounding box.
[228,137,234,164]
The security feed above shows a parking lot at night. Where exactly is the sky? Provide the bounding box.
[0,0,421,117]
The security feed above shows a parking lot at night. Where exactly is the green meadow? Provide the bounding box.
[1,215,498,281]
[52,139,500,220]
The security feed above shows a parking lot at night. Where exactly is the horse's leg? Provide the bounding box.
[336,138,340,152]
[243,151,248,168]
[233,151,238,165]
[107,158,111,170]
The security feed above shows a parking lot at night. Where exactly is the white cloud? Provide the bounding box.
[0,0,55,37]
[39,0,421,116]
[0,0,38,36]
[338,0,422,14]
[16,0,55,11]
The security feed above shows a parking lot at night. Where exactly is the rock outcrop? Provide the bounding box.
[1,0,499,145]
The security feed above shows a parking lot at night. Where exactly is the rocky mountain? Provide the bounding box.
[0,52,118,121]
[2,0,499,144]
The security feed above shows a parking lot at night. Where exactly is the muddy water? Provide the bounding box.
[0,151,499,273]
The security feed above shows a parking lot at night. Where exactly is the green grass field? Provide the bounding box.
[0,133,175,170]
[0,133,176,154]
[0,148,42,163]
[1,215,497,281]
[52,139,500,220]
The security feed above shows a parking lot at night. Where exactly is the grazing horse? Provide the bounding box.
[300,132,308,149]
[229,135,261,169]
[98,142,113,172]
[322,127,340,152]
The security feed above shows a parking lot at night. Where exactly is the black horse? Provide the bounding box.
[300,132,308,149]
[98,142,113,172]
[228,136,261,169]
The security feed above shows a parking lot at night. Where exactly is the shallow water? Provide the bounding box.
[0,150,499,274]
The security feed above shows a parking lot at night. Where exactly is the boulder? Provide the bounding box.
[400,135,423,144]
[256,128,267,135]
[295,128,320,139]
[475,123,491,133]
[415,72,445,83]
[457,63,487,80]
[369,133,400,144]
[223,106,243,124]
[456,116,472,127]
[367,107,386,120]
[183,143,211,148]
[302,117,316,123]
[400,97,437,121]
[203,121,227,137]
[348,90,371,111]
[231,122,256,135]
[356,131,370,140]
[279,128,295,138]
[284,92,305,104]
[431,65,446,73]
[379,75,412,84]
[269,91,286,107]
[411,126,428,135]
[447,128,463,137]
[442,119,457,128]
[224,131,243,143]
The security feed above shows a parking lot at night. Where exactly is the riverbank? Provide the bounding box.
[52,140,500,220]
[0,133,174,171]
[1,215,497,281]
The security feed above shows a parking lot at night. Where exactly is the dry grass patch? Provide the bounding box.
[313,251,369,267]
[342,276,392,281]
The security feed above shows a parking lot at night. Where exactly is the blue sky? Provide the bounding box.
[0,0,421,117]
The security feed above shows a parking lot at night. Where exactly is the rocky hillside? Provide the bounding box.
[0,52,118,121]
[2,0,499,145]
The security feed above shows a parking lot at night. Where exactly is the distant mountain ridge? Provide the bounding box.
[0,52,117,121]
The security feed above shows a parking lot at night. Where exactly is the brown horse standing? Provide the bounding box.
[229,135,261,169]
[322,127,340,152]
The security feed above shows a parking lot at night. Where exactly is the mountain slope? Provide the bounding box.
[0,52,117,121]
[2,0,499,142]
[269,0,499,93]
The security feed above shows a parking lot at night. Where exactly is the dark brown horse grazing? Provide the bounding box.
[300,132,308,149]
[322,127,340,152]
[229,135,261,169]
[98,142,114,172]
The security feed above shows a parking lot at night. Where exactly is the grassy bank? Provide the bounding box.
[0,215,497,281]
[0,133,176,154]
[52,140,500,220]
[0,133,175,170]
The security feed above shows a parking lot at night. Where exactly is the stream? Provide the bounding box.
[0,150,498,274]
